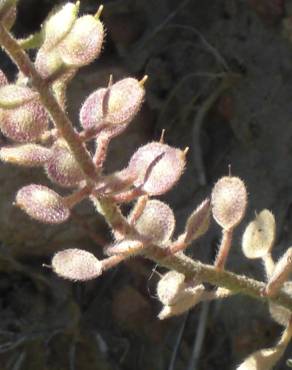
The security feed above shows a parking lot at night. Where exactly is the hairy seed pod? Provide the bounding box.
[43,2,79,50]
[80,77,145,130]
[184,198,211,243]
[211,176,247,230]
[106,239,144,256]
[0,144,51,166]
[35,48,64,80]
[132,199,175,245]
[157,271,186,305]
[45,139,84,187]
[52,248,103,281]
[242,209,276,259]
[128,142,186,196]
[16,184,70,224]
[0,84,36,108]
[59,15,104,67]
[269,282,292,326]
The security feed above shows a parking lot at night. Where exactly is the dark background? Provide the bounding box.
[0,0,292,369]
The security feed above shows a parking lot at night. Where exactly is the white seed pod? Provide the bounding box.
[158,284,206,320]
[132,199,175,245]
[211,176,247,230]
[59,15,104,67]
[52,248,102,281]
[16,184,70,224]
[269,282,292,326]
[43,2,79,50]
[157,271,186,306]
[184,198,211,243]
[0,144,51,167]
[128,142,186,196]
[45,139,84,188]
[242,210,276,259]
[105,239,144,256]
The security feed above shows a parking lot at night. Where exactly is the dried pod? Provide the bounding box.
[45,139,84,187]
[211,176,247,230]
[106,239,144,256]
[128,142,186,196]
[16,184,70,224]
[42,2,79,50]
[132,199,175,245]
[52,248,102,281]
[80,77,145,131]
[265,247,292,296]
[0,144,51,166]
[184,198,211,244]
[59,15,104,67]
[242,210,276,259]
[269,282,292,326]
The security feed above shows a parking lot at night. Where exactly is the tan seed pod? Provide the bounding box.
[211,176,247,230]
[52,248,102,281]
[0,144,51,167]
[269,282,292,326]
[16,184,70,224]
[184,198,211,243]
[132,199,175,245]
[242,210,276,259]
[35,48,64,80]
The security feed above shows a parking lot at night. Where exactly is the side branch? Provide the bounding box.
[0,24,97,182]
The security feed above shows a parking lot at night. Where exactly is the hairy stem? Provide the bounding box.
[0,24,98,182]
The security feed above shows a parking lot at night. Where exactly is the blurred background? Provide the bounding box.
[0,0,292,369]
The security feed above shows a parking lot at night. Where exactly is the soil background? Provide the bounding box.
[0,0,292,369]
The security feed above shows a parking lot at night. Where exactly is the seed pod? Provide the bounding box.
[211,176,247,230]
[42,2,79,50]
[45,139,84,187]
[106,239,144,256]
[0,84,36,108]
[35,48,64,80]
[52,248,102,281]
[59,15,104,67]
[16,184,70,224]
[128,142,186,196]
[0,144,51,166]
[242,210,276,259]
[132,199,175,245]
[184,198,211,243]
[269,282,292,326]
[80,77,145,131]
[157,271,186,306]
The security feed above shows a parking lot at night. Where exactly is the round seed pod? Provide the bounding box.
[52,248,102,281]
[242,210,276,259]
[35,48,64,80]
[59,15,104,67]
[0,144,51,167]
[132,199,175,245]
[43,2,79,50]
[157,271,186,305]
[128,142,186,196]
[16,184,70,224]
[269,282,292,326]
[80,77,145,132]
[0,84,36,109]
[211,176,247,230]
[45,139,85,188]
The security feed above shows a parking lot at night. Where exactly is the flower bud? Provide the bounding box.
[128,142,186,196]
[211,176,247,230]
[16,184,70,224]
[80,77,145,131]
[242,210,276,259]
[59,15,104,67]
[52,248,102,281]
[0,85,49,142]
[184,198,211,243]
[42,2,79,50]
[45,139,85,188]
[0,144,51,166]
[132,199,175,245]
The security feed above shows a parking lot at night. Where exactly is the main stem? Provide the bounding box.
[0,24,98,182]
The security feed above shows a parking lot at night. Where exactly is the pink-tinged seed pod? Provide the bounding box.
[52,248,103,281]
[45,139,85,188]
[59,15,104,67]
[157,271,186,306]
[42,2,79,50]
[128,142,186,196]
[0,144,51,167]
[35,48,64,80]
[0,84,36,108]
[0,69,8,87]
[16,184,70,224]
[80,78,145,131]
[132,199,175,245]
[184,198,211,243]
[211,176,247,230]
